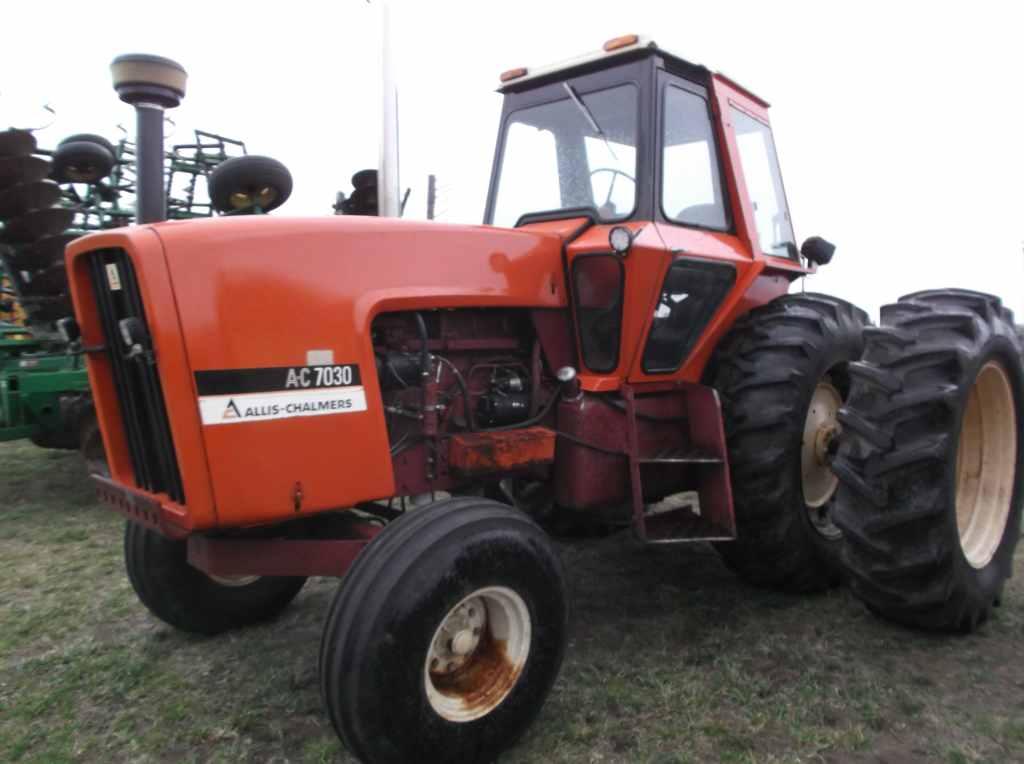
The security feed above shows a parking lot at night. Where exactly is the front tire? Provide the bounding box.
[319,497,569,763]
[832,290,1024,632]
[710,293,869,592]
[124,521,306,635]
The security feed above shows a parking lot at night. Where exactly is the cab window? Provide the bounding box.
[492,84,639,227]
[661,85,729,230]
[731,107,797,258]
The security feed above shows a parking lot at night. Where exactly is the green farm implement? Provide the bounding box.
[0,125,249,468]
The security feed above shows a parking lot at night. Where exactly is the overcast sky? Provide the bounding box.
[3,0,1022,321]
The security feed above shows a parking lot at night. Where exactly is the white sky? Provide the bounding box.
[3,0,1022,321]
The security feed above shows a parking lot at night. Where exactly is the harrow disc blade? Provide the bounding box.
[0,129,37,158]
[0,155,51,190]
[0,180,63,221]
[1,207,75,243]
[6,232,80,269]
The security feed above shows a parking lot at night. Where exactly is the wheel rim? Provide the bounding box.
[424,586,531,723]
[230,187,277,210]
[802,380,843,536]
[66,164,102,183]
[956,361,1017,569]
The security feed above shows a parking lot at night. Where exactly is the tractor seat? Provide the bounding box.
[675,204,722,228]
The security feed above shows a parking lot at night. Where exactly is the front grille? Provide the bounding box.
[87,249,185,503]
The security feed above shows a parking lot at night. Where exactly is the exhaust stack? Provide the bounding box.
[110,54,187,224]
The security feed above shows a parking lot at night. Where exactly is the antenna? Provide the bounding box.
[110,54,187,223]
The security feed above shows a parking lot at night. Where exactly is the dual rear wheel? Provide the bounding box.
[714,289,1024,633]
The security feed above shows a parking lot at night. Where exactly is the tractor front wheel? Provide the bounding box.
[319,497,569,763]
[710,293,869,591]
[124,521,306,635]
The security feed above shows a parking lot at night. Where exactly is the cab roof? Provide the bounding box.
[497,35,769,108]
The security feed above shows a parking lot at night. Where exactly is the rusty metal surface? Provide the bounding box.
[429,631,520,711]
[449,426,555,476]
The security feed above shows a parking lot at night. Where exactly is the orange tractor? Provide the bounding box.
[65,39,1023,762]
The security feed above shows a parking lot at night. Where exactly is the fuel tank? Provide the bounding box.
[66,215,567,530]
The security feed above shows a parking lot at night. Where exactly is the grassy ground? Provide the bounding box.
[2,441,1023,763]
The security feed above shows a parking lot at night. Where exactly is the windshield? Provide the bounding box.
[491,83,638,227]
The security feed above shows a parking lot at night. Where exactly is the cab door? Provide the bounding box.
[625,70,770,384]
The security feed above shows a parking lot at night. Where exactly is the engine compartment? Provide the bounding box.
[372,308,561,498]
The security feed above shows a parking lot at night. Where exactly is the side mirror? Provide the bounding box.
[800,236,836,266]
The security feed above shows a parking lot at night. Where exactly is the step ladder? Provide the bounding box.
[621,383,736,544]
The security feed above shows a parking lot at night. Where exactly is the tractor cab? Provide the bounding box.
[486,36,805,263]
[486,36,816,389]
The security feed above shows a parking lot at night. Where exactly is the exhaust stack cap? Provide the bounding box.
[111,53,187,109]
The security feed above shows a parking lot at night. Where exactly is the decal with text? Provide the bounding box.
[195,364,366,426]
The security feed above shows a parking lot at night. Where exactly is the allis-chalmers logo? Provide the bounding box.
[222,400,243,420]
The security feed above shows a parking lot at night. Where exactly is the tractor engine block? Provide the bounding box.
[371,308,554,497]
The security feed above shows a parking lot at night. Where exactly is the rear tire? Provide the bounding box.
[710,293,869,592]
[124,521,306,635]
[319,497,569,763]
[832,289,1024,632]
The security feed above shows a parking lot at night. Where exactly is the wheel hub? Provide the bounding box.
[813,422,840,465]
[230,187,277,210]
[428,597,486,674]
[424,586,532,723]
[802,381,842,510]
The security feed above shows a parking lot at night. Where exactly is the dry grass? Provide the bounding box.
[2,440,1023,763]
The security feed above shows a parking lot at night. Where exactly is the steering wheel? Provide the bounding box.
[589,167,636,209]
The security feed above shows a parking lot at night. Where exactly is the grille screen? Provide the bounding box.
[87,249,184,503]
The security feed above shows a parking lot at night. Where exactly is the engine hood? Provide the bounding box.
[68,215,566,527]
[150,215,566,373]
